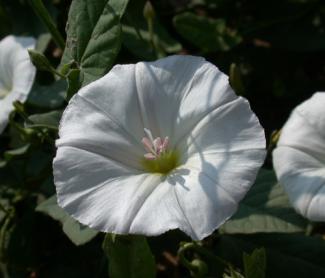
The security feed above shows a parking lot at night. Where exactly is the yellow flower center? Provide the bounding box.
[141,150,180,174]
[141,128,179,174]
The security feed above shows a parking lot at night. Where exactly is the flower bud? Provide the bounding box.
[190,259,208,277]
[143,1,155,21]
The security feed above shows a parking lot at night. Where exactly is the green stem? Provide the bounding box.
[50,68,66,79]
[28,0,65,49]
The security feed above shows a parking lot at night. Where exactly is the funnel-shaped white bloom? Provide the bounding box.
[273,92,325,221]
[53,55,266,240]
[0,35,36,133]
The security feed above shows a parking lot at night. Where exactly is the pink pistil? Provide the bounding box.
[142,129,169,160]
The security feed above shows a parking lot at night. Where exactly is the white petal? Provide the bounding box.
[57,64,149,169]
[177,97,266,161]
[0,36,36,133]
[295,92,325,136]
[173,149,266,239]
[57,55,217,169]
[128,172,196,237]
[57,94,144,170]
[273,92,325,220]
[277,93,325,161]
[134,55,210,141]
[77,64,144,140]
[54,55,266,239]
[0,35,35,93]
[173,60,237,144]
[55,147,265,239]
[54,145,184,235]
[135,55,264,154]
[123,150,265,240]
[273,146,325,220]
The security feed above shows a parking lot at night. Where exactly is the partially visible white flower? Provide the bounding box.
[273,92,325,221]
[53,55,266,240]
[0,35,36,133]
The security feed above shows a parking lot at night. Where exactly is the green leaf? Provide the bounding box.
[61,0,122,86]
[173,12,241,52]
[4,144,30,161]
[220,169,308,234]
[109,0,129,19]
[28,49,56,72]
[243,248,266,278]
[27,80,66,109]
[36,195,98,246]
[26,110,63,130]
[103,233,156,278]
[25,149,52,179]
[216,234,325,278]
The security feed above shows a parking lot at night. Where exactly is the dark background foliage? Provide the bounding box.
[0,0,325,277]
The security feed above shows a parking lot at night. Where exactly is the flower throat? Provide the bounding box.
[141,128,179,174]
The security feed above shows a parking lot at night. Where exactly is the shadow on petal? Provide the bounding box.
[166,168,191,189]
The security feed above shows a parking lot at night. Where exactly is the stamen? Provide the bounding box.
[141,129,179,174]
[161,137,169,151]
[142,137,155,154]
[144,128,155,144]
[144,153,156,160]
[153,137,162,154]
[142,128,169,160]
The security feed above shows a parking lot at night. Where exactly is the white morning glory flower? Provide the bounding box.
[53,55,266,240]
[0,35,36,133]
[273,92,325,221]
